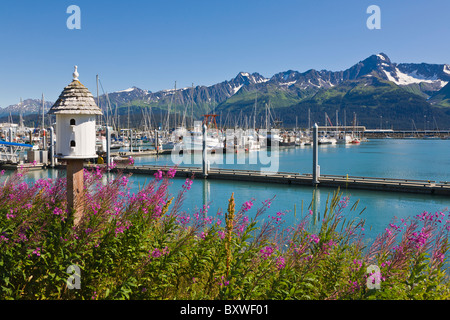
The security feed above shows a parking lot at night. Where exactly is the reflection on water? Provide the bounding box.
[134,138,450,181]
[2,139,449,242]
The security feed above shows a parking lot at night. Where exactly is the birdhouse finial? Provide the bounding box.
[73,65,79,81]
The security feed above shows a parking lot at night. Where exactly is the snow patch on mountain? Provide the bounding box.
[384,67,447,88]
[256,78,270,83]
[280,80,297,86]
[232,84,243,94]
[117,87,136,93]
[444,65,450,76]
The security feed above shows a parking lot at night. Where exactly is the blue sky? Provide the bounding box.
[0,0,449,107]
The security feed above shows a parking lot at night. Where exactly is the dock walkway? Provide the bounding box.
[93,164,450,196]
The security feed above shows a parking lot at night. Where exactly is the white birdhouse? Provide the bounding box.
[48,66,103,159]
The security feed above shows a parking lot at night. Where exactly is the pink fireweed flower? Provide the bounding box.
[269,211,285,224]
[119,176,129,187]
[32,247,41,257]
[219,275,229,287]
[348,280,360,293]
[151,248,162,258]
[322,239,336,255]
[182,178,193,190]
[308,234,320,244]
[7,208,17,219]
[260,246,274,260]
[340,196,350,208]
[381,260,391,268]
[154,170,163,181]
[114,220,132,237]
[242,200,253,212]
[236,216,249,236]
[178,214,191,225]
[353,259,363,269]
[6,213,15,219]
[128,156,134,165]
[203,216,213,225]
[409,229,430,249]
[108,162,117,170]
[149,246,169,260]
[17,233,28,243]
[53,207,63,216]
[167,168,177,178]
[275,256,286,270]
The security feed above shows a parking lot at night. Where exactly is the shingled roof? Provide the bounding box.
[48,66,103,115]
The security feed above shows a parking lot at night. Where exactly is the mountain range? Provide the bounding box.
[2,53,450,129]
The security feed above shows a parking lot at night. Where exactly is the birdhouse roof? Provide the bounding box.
[48,78,103,115]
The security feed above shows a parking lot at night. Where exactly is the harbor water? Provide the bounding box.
[17,138,450,244]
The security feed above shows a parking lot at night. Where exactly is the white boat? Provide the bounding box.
[173,124,222,153]
[318,135,337,145]
[336,133,353,144]
[266,131,282,147]
[243,132,261,151]
[350,137,361,144]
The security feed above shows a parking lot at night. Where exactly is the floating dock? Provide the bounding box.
[88,164,450,196]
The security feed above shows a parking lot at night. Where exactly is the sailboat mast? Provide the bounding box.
[308,108,311,130]
[96,74,101,127]
[42,94,45,130]
[335,109,338,135]
[253,92,257,130]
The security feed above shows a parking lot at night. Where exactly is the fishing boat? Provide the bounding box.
[279,133,296,147]
[318,135,337,145]
[336,133,353,144]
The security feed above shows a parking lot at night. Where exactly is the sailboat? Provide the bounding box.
[318,113,337,144]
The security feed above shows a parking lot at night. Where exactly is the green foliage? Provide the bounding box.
[0,169,449,300]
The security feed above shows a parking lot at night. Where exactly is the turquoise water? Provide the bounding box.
[134,138,450,182]
[14,139,450,242]
[129,138,450,241]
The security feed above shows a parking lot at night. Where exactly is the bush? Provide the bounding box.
[0,166,449,300]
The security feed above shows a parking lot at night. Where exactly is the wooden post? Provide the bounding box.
[66,159,85,226]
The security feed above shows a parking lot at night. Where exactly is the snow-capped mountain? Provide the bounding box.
[0,98,53,116]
